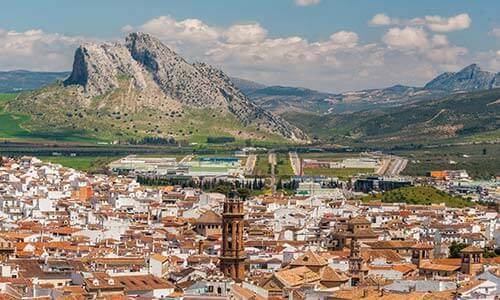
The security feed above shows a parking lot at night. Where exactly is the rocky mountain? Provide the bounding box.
[236,64,499,115]
[0,70,69,93]
[230,77,266,96]
[424,64,499,91]
[234,79,440,114]
[7,33,305,142]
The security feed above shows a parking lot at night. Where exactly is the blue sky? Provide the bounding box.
[0,0,498,91]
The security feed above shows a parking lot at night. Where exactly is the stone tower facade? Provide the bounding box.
[220,197,246,282]
[348,239,367,286]
[460,245,483,275]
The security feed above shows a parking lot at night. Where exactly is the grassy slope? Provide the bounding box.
[0,93,31,139]
[0,92,99,143]
[303,167,373,179]
[283,89,500,146]
[38,156,118,173]
[4,82,288,144]
[362,186,473,208]
[398,143,500,179]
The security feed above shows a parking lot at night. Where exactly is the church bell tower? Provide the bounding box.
[220,195,246,282]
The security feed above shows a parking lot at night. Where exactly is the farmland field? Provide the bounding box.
[38,156,118,173]
[303,167,374,179]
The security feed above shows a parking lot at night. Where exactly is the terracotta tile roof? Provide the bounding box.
[411,243,434,250]
[366,240,416,249]
[150,253,168,263]
[430,258,461,266]
[319,266,349,282]
[419,262,461,272]
[113,274,174,291]
[361,249,405,263]
[460,245,483,253]
[290,250,328,267]
[195,210,222,225]
[274,266,320,288]
[348,216,371,225]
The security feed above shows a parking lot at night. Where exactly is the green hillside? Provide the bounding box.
[362,186,473,208]
[0,93,32,139]
[284,89,500,146]
[2,83,287,144]
[0,71,69,93]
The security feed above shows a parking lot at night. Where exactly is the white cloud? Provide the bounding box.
[424,13,471,32]
[294,0,320,6]
[489,27,500,38]
[370,13,471,32]
[369,13,394,26]
[0,28,85,71]
[329,31,359,47]
[383,27,429,50]
[136,16,220,45]
[382,26,467,66]
[476,50,500,70]
[431,34,449,46]
[0,15,481,92]
[224,23,268,44]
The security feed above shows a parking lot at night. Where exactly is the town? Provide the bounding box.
[0,152,498,299]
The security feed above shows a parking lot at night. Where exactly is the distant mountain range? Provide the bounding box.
[0,70,69,93]
[1,42,498,145]
[2,62,498,114]
[232,64,500,114]
[284,88,500,145]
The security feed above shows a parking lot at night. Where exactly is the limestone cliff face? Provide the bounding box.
[424,64,500,91]
[63,32,306,141]
[65,43,147,95]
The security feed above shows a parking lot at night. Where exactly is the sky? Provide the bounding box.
[0,0,499,92]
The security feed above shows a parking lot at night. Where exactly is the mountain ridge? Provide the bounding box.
[5,32,306,143]
[231,64,499,114]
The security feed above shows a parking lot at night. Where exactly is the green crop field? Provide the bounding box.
[0,93,31,139]
[300,152,355,161]
[254,155,270,176]
[362,186,473,208]
[303,167,374,179]
[275,153,294,178]
[38,156,118,173]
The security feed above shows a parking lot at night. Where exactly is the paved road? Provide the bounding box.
[376,159,390,175]
[374,154,408,176]
[385,156,408,176]
[179,154,194,164]
[289,152,301,176]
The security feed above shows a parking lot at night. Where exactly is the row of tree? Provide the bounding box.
[137,176,266,192]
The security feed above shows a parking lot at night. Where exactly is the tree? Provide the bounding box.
[449,241,467,258]
[276,178,283,190]
[237,188,250,200]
